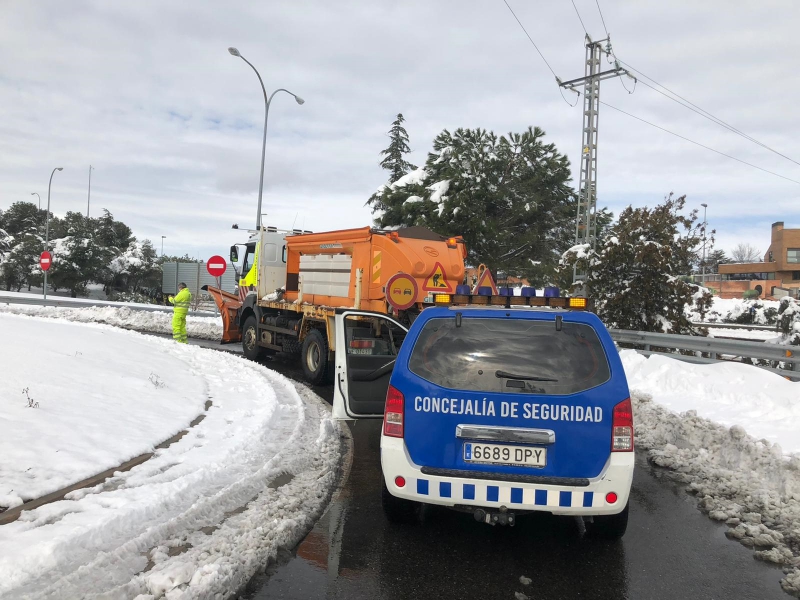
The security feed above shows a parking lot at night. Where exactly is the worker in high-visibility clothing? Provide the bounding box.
[168,282,192,343]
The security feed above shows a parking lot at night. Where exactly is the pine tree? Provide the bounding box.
[368,125,577,285]
[378,114,417,183]
[561,193,713,333]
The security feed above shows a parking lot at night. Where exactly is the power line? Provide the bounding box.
[500,0,800,186]
[619,60,800,168]
[570,0,589,37]
[599,99,800,185]
[595,0,610,38]
[501,0,558,79]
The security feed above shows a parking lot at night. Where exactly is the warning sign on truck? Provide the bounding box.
[423,262,453,293]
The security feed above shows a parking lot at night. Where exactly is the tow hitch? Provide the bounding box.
[474,506,515,526]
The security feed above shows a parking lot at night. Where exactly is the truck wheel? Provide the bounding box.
[283,338,301,355]
[585,502,629,539]
[242,316,264,361]
[381,480,419,524]
[301,329,330,385]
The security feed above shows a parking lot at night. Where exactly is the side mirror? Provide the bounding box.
[230,245,239,263]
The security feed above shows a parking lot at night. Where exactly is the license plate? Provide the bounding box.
[463,443,546,467]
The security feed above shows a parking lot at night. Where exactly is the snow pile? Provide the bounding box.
[0,314,342,600]
[0,315,207,508]
[623,350,800,596]
[0,303,223,340]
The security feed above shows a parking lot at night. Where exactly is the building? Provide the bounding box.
[713,222,800,299]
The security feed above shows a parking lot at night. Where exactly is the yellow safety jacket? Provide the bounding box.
[169,288,192,316]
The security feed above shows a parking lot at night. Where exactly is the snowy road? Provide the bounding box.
[0,314,343,600]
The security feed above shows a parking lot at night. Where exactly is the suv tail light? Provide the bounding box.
[383,385,404,438]
[611,398,634,452]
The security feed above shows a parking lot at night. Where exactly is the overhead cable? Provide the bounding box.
[599,100,800,185]
[501,0,558,79]
[618,60,800,168]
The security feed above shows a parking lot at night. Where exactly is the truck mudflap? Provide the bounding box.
[202,285,242,343]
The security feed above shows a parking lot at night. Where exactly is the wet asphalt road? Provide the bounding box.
[231,353,789,600]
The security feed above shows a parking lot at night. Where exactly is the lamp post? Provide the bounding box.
[161,235,166,257]
[227,47,304,230]
[44,167,64,300]
[87,165,94,218]
[31,192,41,210]
[701,203,708,285]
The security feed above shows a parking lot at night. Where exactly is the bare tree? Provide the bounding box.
[730,242,762,263]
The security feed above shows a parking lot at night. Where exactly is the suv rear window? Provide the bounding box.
[407,316,610,396]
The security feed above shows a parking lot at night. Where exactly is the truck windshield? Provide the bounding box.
[407,317,611,396]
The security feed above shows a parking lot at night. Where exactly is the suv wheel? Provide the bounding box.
[381,480,419,524]
[585,502,629,539]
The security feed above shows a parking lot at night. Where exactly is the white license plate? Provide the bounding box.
[464,443,546,467]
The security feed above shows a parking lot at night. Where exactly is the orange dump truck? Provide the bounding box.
[207,225,467,384]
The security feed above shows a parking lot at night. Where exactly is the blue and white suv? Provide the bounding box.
[333,304,634,538]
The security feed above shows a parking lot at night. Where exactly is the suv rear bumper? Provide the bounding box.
[380,436,634,515]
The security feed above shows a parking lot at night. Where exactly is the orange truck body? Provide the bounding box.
[282,226,466,311]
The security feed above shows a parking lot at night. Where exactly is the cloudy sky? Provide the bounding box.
[2,0,799,261]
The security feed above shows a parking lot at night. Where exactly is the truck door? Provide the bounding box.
[332,310,409,419]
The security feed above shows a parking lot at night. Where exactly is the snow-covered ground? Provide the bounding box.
[0,303,223,340]
[624,350,800,596]
[0,313,342,600]
[0,315,207,508]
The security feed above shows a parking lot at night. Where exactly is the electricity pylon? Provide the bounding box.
[559,35,632,284]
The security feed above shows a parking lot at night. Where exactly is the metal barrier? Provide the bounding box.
[609,328,799,380]
[0,292,217,317]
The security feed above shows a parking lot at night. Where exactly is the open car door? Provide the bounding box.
[333,310,409,420]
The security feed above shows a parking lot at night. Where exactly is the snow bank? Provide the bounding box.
[0,303,223,340]
[621,350,800,455]
[0,314,207,508]
[0,316,342,600]
[624,350,800,596]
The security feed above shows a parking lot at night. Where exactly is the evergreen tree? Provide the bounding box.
[378,114,417,183]
[368,126,577,285]
[561,193,713,333]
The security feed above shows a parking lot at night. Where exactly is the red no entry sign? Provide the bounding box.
[40,251,52,272]
[206,255,227,277]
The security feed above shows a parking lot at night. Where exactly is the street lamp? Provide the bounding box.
[87,165,94,218]
[228,46,304,230]
[44,167,64,300]
[701,203,708,285]
[161,235,166,257]
[31,192,40,210]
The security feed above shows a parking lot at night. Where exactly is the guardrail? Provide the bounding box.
[0,293,217,318]
[609,329,799,380]
[697,322,777,331]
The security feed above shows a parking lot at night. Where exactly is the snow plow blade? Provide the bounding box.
[203,285,242,344]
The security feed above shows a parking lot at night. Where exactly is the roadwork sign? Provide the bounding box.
[423,262,453,293]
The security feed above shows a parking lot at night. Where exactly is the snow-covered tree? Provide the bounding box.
[562,194,713,333]
[108,240,160,295]
[378,113,417,184]
[777,297,800,345]
[368,126,578,285]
